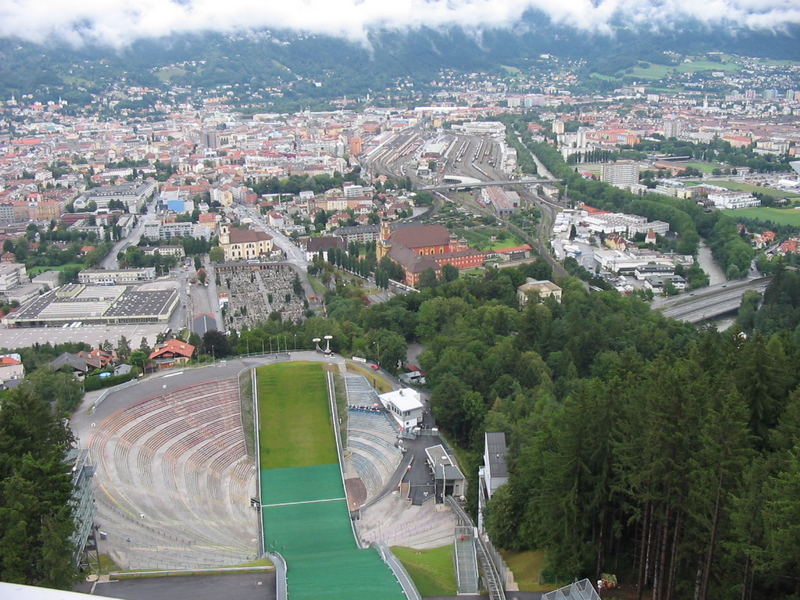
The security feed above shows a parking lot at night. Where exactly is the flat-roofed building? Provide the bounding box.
[601,161,640,189]
[333,224,380,243]
[75,181,155,213]
[518,278,562,306]
[708,191,760,209]
[78,267,156,285]
[379,388,424,429]
[483,432,508,499]
[0,262,28,291]
[143,245,185,258]
[3,284,178,327]
[478,431,509,532]
[425,444,466,502]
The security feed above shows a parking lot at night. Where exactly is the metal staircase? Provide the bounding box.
[445,496,506,600]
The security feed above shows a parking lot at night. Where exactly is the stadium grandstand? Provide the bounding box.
[88,378,258,570]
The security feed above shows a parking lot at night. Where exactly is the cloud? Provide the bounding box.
[0,0,798,47]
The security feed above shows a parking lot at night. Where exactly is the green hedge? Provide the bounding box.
[83,371,136,391]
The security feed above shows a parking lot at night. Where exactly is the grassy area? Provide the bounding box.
[238,370,255,458]
[458,228,525,251]
[625,59,740,80]
[590,72,617,82]
[27,263,83,276]
[112,563,273,579]
[308,276,327,297]
[677,59,740,73]
[491,237,526,251]
[155,66,187,82]
[500,65,521,75]
[627,62,674,79]
[333,371,347,446]
[224,557,274,568]
[754,58,800,67]
[89,554,120,575]
[257,362,336,469]
[721,207,800,226]
[683,161,718,173]
[392,545,457,596]
[692,179,800,199]
[500,549,562,592]
[346,362,393,394]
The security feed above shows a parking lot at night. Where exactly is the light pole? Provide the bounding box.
[324,335,333,355]
[313,337,321,353]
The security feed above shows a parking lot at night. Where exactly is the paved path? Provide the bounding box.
[90,572,276,600]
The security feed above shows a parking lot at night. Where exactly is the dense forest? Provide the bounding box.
[0,372,84,588]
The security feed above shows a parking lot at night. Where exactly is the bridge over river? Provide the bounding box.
[653,277,772,324]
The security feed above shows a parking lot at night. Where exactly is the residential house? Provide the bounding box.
[148,339,196,370]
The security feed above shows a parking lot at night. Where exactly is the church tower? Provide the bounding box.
[377,221,392,260]
[218,222,230,246]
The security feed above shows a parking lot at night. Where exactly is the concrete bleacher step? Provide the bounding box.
[89,376,257,570]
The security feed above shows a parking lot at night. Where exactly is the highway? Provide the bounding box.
[655,277,771,323]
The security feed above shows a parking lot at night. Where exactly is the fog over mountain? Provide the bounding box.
[1,0,799,48]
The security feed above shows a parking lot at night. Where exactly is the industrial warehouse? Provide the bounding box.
[2,283,178,327]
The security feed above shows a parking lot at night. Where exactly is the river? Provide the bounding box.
[697,242,726,286]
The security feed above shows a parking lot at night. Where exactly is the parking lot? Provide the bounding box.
[0,322,166,350]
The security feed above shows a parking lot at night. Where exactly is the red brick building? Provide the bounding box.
[378,223,485,287]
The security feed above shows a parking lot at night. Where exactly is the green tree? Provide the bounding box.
[209,246,225,263]
[116,335,131,361]
[202,330,232,357]
[418,268,438,289]
[441,264,459,282]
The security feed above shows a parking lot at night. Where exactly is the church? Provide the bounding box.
[218,223,273,261]
[377,222,485,287]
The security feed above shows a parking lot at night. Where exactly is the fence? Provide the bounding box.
[91,378,139,411]
[446,496,506,600]
[374,542,422,600]
[483,530,510,590]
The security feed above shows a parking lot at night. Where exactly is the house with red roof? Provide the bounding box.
[0,354,24,386]
[777,238,800,256]
[148,339,196,370]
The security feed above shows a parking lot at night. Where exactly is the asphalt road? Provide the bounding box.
[91,572,275,600]
[237,206,308,269]
[101,200,157,270]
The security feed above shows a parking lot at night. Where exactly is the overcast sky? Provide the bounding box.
[1,0,799,47]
